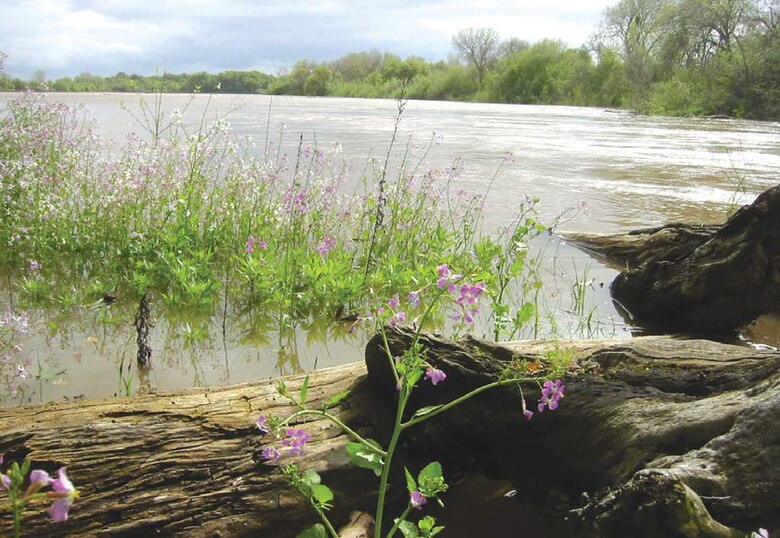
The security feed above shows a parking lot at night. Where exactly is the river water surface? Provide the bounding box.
[1,92,779,405]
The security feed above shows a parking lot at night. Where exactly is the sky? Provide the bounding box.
[0,0,616,80]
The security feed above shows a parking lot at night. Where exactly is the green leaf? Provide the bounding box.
[515,302,534,325]
[398,520,419,538]
[418,461,448,497]
[321,389,350,410]
[310,484,334,507]
[411,405,443,420]
[418,461,443,483]
[302,468,321,486]
[346,440,384,476]
[299,375,310,406]
[296,523,328,538]
[404,467,417,493]
[418,516,435,533]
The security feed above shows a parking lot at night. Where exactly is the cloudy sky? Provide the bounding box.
[1,0,615,80]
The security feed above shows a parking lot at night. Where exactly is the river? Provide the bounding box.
[1,92,779,405]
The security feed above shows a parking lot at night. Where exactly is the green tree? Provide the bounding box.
[452,27,500,87]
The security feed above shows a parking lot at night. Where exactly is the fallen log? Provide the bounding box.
[366,328,780,536]
[561,184,780,333]
[0,363,388,538]
[1,329,778,537]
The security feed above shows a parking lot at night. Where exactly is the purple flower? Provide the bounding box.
[30,469,52,486]
[47,468,77,522]
[436,264,461,293]
[256,415,270,434]
[425,368,446,386]
[262,446,281,462]
[281,428,312,457]
[245,236,256,254]
[542,379,565,401]
[0,473,10,490]
[521,399,533,421]
[408,290,420,308]
[387,294,400,309]
[389,310,407,327]
[316,235,337,256]
[538,379,565,413]
[410,491,427,510]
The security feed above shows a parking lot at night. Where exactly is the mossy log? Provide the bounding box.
[561,184,780,332]
[1,328,779,537]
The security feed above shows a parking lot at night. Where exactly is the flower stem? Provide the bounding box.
[313,503,339,538]
[401,377,528,429]
[385,504,413,538]
[373,390,409,538]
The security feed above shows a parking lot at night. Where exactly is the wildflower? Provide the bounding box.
[425,368,446,386]
[1,473,10,490]
[262,446,281,462]
[538,379,565,412]
[256,415,270,434]
[316,235,336,256]
[389,310,406,327]
[435,264,461,293]
[456,283,486,306]
[521,398,533,421]
[408,290,420,308]
[542,379,565,401]
[245,236,256,254]
[47,467,78,522]
[387,294,400,309]
[29,469,52,486]
[281,428,311,457]
[410,491,427,510]
[751,530,769,538]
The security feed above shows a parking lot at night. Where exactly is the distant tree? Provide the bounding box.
[0,51,6,73]
[499,37,530,58]
[452,27,500,86]
[330,50,384,81]
[303,65,334,96]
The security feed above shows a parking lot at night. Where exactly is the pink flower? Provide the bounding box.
[256,415,270,434]
[408,290,420,308]
[262,446,281,462]
[521,398,533,421]
[316,235,337,256]
[410,491,427,510]
[47,468,78,522]
[425,368,446,386]
[281,428,311,457]
[30,469,52,486]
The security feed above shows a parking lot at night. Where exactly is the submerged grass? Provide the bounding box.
[0,92,545,334]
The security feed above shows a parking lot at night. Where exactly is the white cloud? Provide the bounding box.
[0,0,615,78]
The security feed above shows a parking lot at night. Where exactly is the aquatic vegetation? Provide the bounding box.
[0,92,537,330]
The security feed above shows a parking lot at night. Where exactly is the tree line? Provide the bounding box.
[1,0,777,119]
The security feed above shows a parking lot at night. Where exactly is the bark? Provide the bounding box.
[561,184,780,332]
[0,363,387,538]
[2,329,779,537]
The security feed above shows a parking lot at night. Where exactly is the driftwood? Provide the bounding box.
[561,184,780,333]
[1,328,779,537]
